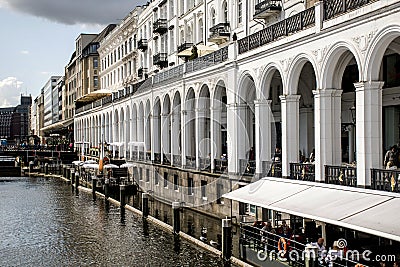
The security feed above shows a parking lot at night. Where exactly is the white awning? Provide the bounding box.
[223,177,400,242]
[40,118,74,132]
[75,89,112,103]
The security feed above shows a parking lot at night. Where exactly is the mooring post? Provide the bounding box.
[142,193,149,218]
[104,177,110,199]
[222,218,232,263]
[92,175,97,199]
[120,185,126,208]
[73,169,79,189]
[172,201,181,234]
[70,168,75,185]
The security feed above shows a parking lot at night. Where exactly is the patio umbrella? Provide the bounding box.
[82,164,99,169]
[104,164,119,169]
[72,160,84,165]
[120,163,136,168]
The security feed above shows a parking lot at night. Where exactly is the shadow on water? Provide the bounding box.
[173,235,180,253]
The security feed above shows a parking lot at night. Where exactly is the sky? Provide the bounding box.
[0,0,145,108]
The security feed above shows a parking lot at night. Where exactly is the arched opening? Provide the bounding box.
[172,91,182,166]
[185,88,196,168]
[145,100,152,159]
[114,109,119,158]
[222,1,228,23]
[154,98,161,163]
[238,74,256,174]
[162,95,171,164]
[297,62,316,162]
[131,104,138,158]
[125,106,130,159]
[119,108,125,158]
[138,102,144,152]
[198,85,211,171]
[213,81,228,172]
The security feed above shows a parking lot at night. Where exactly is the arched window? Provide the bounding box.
[223,1,228,22]
[180,29,185,44]
[198,18,203,43]
[187,25,193,43]
[211,8,216,27]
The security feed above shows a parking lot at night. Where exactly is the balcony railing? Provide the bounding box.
[153,18,168,34]
[209,22,230,44]
[138,39,148,51]
[254,0,282,19]
[177,42,193,53]
[154,152,161,164]
[325,165,357,186]
[240,159,256,176]
[172,154,181,166]
[162,153,171,165]
[371,168,400,193]
[153,64,184,84]
[138,67,148,78]
[146,152,151,162]
[132,151,138,161]
[289,163,315,181]
[214,159,228,174]
[186,46,228,73]
[153,53,168,68]
[238,7,315,54]
[138,151,145,161]
[199,157,211,172]
[185,156,196,170]
[324,0,373,20]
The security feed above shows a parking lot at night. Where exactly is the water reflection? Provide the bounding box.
[0,177,223,266]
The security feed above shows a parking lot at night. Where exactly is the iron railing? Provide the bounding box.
[290,163,315,181]
[138,39,148,50]
[138,151,145,161]
[199,157,211,172]
[145,152,151,162]
[238,7,315,54]
[162,153,171,165]
[324,0,372,20]
[172,154,181,167]
[209,22,230,40]
[154,152,161,164]
[153,18,168,34]
[185,156,196,170]
[177,42,193,53]
[325,165,357,186]
[153,53,168,68]
[214,159,228,174]
[371,168,400,193]
[186,46,229,73]
[254,0,282,17]
[240,159,256,175]
[153,64,184,84]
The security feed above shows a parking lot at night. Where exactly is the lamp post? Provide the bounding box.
[349,105,356,163]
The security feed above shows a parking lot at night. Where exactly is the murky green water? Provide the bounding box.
[0,177,223,266]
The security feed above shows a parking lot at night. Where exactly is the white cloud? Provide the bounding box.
[20,50,29,54]
[40,71,49,75]
[0,77,23,108]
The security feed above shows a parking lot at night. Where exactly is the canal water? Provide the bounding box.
[0,177,224,266]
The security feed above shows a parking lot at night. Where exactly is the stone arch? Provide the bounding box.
[237,71,256,104]
[321,41,362,90]
[259,62,285,100]
[365,24,400,81]
[287,53,319,95]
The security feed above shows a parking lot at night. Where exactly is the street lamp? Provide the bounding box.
[350,105,356,125]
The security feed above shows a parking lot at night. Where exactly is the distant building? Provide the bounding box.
[43,76,61,128]
[0,95,32,144]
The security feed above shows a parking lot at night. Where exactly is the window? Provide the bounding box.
[155,170,159,185]
[187,177,194,195]
[169,0,174,17]
[211,8,216,27]
[139,167,143,180]
[164,172,168,187]
[223,1,228,23]
[174,174,179,190]
[238,0,242,24]
[198,19,203,43]
[146,169,150,182]
[93,76,98,88]
[216,184,224,204]
[93,57,98,69]
[201,180,207,199]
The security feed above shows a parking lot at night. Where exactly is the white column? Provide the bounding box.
[211,108,222,171]
[280,95,300,177]
[254,100,272,175]
[354,81,383,188]
[171,111,180,163]
[313,89,342,182]
[227,104,247,173]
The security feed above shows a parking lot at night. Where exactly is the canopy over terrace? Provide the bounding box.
[223,177,400,242]
[75,89,112,104]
